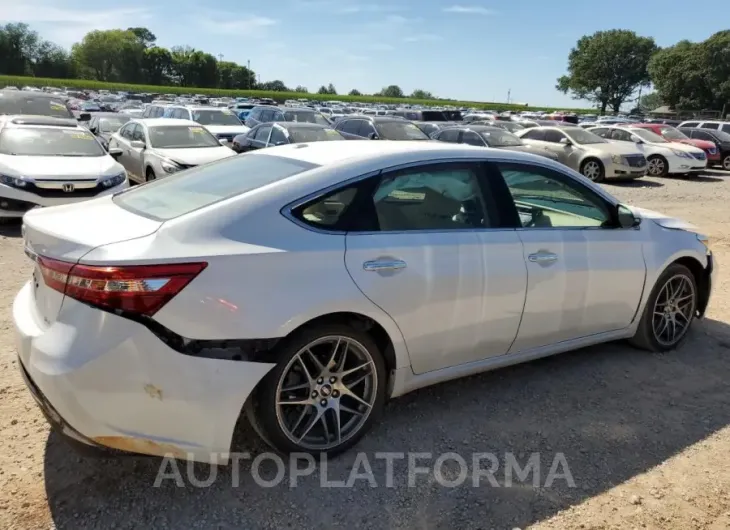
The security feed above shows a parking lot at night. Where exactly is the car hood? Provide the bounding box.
[0,154,123,179]
[204,125,251,135]
[672,138,716,150]
[653,141,703,154]
[630,206,699,232]
[153,146,237,165]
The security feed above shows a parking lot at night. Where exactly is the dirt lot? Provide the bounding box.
[1,171,730,530]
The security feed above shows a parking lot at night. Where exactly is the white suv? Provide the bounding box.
[677,120,730,135]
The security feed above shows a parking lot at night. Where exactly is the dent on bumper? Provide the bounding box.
[13,282,276,463]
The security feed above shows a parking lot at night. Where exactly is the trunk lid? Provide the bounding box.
[23,195,162,326]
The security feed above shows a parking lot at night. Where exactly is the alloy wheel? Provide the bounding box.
[651,273,696,347]
[275,336,378,451]
[723,155,730,171]
[647,157,665,176]
[582,161,601,181]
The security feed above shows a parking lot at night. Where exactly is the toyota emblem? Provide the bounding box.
[62,183,75,193]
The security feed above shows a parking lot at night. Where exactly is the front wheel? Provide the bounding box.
[249,324,387,455]
[630,263,698,352]
[647,155,668,177]
[580,159,605,182]
[723,154,730,171]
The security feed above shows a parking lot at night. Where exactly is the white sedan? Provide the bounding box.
[0,115,128,219]
[14,141,715,462]
[588,125,707,177]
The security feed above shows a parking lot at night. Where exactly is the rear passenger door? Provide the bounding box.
[341,162,527,374]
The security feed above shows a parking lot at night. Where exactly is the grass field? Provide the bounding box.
[0,75,594,113]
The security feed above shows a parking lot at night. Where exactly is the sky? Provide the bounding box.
[0,0,727,107]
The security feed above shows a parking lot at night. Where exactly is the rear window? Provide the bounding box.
[113,154,318,221]
[0,94,73,118]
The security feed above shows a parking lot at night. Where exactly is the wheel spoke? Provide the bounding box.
[340,361,372,378]
[289,405,311,436]
[341,388,372,409]
[305,348,326,375]
[326,338,342,370]
[281,381,310,393]
[345,371,370,389]
[340,403,365,417]
[320,409,331,443]
[296,407,325,443]
[332,404,342,444]
[297,355,315,384]
[277,398,314,406]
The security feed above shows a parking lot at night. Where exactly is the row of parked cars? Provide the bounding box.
[1,87,729,221]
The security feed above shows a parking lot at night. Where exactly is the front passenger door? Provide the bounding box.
[343,162,527,374]
[495,162,646,352]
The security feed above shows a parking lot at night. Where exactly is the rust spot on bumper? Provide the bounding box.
[144,384,163,400]
[93,436,187,458]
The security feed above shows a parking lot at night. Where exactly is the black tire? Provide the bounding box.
[723,153,730,172]
[248,323,387,456]
[145,168,156,182]
[629,263,698,352]
[580,158,605,182]
[647,155,669,177]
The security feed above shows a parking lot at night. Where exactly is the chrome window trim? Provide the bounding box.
[280,156,621,235]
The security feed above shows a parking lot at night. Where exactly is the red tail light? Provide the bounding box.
[37,257,207,316]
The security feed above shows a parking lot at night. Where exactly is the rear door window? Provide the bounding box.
[114,154,318,221]
[701,123,720,130]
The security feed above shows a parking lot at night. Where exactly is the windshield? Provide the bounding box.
[120,101,143,109]
[290,128,343,142]
[378,121,430,140]
[660,127,688,140]
[114,154,317,221]
[481,130,523,147]
[496,122,525,133]
[148,125,221,148]
[191,109,242,126]
[421,110,448,121]
[0,127,104,156]
[630,128,667,143]
[563,128,607,145]
[0,95,73,118]
[99,116,130,132]
[284,110,330,127]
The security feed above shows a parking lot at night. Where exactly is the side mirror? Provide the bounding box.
[368,132,379,140]
[130,140,146,149]
[617,204,641,228]
[78,112,91,122]
[632,136,644,144]
[559,137,572,146]
[108,147,123,159]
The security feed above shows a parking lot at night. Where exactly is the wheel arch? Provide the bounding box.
[672,255,712,317]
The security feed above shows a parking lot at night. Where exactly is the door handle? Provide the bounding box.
[528,252,558,264]
[363,259,407,272]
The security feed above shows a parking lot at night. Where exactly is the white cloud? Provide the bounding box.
[403,34,443,43]
[443,5,496,15]
[199,15,278,36]
[0,1,151,47]
[293,1,404,13]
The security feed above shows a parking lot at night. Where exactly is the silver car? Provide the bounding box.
[516,126,648,182]
[108,118,236,183]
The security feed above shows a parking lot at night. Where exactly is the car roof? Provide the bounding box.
[261,139,531,167]
[271,122,329,130]
[90,112,126,118]
[133,118,200,127]
[0,89,68,100]
[0,115,80,129]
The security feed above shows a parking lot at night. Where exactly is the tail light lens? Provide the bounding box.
[37,256,207,316]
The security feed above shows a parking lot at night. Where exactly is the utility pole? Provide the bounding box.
[218,53,223,62]
[507,88,511,104]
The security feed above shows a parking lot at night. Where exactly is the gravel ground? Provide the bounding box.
[2,170,730,529]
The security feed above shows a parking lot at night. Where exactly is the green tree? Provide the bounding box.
[259,80,289,91]
[557,30,657,114]
[71,29,143,82]
[638,92,663,111]
[295,85,308,93]
[649,31,730,112]
[0,23,40,75]
[143,46,172,85]
[411,89,433,99]
[317,85,329,94]
[127,27,156,48]
[379,85,404,98]
[326,83,337,95]
[348,89,362,96]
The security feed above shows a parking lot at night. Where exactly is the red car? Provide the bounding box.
[633,123,721,165]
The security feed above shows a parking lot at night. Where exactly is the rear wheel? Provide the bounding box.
[723,153,730,171]
[248,324,386,455]
[629,263,698,352]
[647,155,669,177]
[580,158,604,182]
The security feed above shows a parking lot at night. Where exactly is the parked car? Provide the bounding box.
[432,125,559,161]
[677,120,730,135]
[108,118,236,183]
[228,102,257,121]
[231,122,344,153]
[0,115,128,218]
[392,109,448,122]
[86,113,131,150]
[282,108,331,127]
[141,103,169,119]
[630,124,721,167]
[334,116,430,141]
[161,106,250,145]
[0,89,87,121]
[413,122,458,137]
[678,128,730,171]
[470,120,525,134]
[244,105,286,128]
[587,126,706,177]
[14,140,714,461]
[516,126,647,181]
